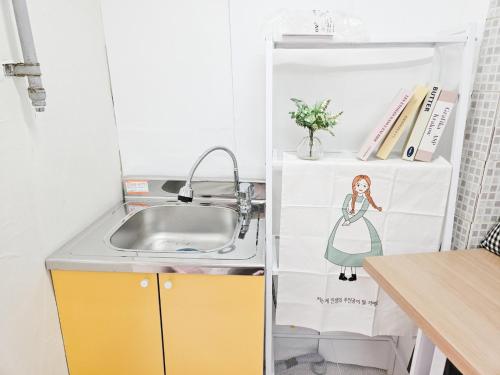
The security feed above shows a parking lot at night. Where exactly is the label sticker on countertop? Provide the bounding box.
[125,180,149,195]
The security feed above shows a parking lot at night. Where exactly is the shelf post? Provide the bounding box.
[441,24,479,251]
[264,37,275,375]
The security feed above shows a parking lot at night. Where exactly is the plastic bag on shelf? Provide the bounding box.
[263,10,368,41]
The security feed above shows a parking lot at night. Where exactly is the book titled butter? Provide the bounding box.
[415,91,458,162]
[376,85,428,160]
[357,89,411,161]
[402,85,441,161]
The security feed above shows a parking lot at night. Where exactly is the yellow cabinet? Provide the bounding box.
[159,273,265,375]
[52,271,265,375]
[52,271,164,375]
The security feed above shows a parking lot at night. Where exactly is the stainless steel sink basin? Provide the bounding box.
[108,205,240,253]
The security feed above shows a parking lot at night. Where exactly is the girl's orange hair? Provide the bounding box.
[350,175,382,214]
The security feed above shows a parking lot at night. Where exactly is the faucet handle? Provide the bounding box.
[238,182,254,215]
[238,182,254,198]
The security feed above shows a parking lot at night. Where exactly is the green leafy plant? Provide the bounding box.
[289,98,343,157]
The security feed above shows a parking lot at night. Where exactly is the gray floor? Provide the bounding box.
[276,362,387,375]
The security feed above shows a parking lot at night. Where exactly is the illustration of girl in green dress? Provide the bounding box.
[325,175,383,281]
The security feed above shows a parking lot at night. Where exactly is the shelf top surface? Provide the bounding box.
[273,35,468,50]
[274,151,451,167]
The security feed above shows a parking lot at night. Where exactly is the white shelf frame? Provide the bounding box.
[274,35,468,50]
[264,26,480,375]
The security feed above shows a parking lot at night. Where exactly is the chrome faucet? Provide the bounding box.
[177,146,253,216]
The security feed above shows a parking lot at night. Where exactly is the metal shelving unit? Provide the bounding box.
[265,26,480,375]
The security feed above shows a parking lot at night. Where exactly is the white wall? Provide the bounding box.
[0,0,122,374]
[101,0,489,180]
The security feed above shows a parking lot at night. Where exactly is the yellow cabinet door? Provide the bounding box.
[52,270,164,375]
[159,274,265,375]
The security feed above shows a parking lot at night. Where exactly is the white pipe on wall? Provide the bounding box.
[11,0,46,111]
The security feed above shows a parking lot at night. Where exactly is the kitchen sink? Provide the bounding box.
[108,204,240,253]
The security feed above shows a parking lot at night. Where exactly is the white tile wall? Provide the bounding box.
[452,216,471,249]
[474,18,500,92]
[462,92,499,161]
[490,0,500,18]
[453,0,500,248]
[455,179,481,223]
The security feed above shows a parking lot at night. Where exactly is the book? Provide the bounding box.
[376,85,428,160]
[401,85,442,161]
[415,91,458,162]
[357,89,412,161]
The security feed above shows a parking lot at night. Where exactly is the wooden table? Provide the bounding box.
[364,249,500,375]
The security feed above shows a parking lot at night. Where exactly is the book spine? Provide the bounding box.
[376,85,428,160]
[414,91,458,162]
[357,90,411,161]
[401,85,442,161]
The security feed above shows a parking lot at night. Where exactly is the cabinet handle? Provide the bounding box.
[140,279,149,288]
[163,281,173,289]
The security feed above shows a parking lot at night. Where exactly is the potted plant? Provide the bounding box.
[290,98,343,160]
